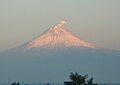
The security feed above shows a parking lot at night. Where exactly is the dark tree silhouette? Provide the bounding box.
[11,82,20,85]
[46,83,51,85]
[65,72,98,85]
[17,82,20,85]
[69,72,88,85]
[87,78,93,85]
[80,74,88,85]
[11,82,16,85]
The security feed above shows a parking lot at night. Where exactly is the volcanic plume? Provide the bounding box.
[28,21,95,49]
[0,21,120,83]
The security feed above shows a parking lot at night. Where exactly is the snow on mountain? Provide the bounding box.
[0,21,120,83]
[28,21,95,49]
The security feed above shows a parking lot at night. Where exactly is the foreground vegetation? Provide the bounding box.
[64,72,98,85]
[9,72,98,85]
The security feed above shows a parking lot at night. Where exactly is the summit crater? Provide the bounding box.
[28,21,95,49]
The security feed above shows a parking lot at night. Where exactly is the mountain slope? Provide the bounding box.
[0,47,120,83]
[28,21,95,49]
[0,21,120,83]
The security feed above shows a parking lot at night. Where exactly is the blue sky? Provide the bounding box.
[0,0,120,52]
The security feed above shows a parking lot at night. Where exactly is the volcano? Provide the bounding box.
[28,21,95,49]
[0,21,120,83]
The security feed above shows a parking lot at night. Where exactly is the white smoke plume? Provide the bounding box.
[58,20,67,29]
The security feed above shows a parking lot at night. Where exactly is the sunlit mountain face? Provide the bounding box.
[28,21,95,49]
[0,21,120,83]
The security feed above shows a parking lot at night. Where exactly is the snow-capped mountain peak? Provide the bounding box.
[28,21,95,49]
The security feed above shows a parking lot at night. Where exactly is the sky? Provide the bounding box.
[0,0,120,52]
[0,0,120,83]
